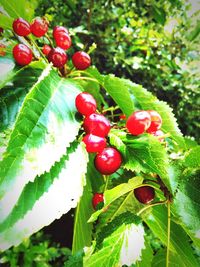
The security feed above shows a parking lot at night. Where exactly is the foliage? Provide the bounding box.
[36,0,200,141]
[0,231,71,267]
[0,1,199,266]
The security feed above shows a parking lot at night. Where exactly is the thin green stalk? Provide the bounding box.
[103,175,109,192]
[136,200,167,216]
[166,200,171,267]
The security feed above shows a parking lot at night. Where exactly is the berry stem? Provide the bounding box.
[166,200,171,267]
[28,35,48,63]
[102,105,119,113]
[103,175,109,192]
[45,33,54,47]
[136,200,167,216]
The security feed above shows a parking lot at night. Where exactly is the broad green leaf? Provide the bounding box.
[138,237,154,267]
[0,65,82,222]
[0,14,13,29]
[172,169,200,236]
[103,75,135,117]
[183,146,200,168]
[84,212,145,267]
[0,57,16,86]
[88,176,143,223]
[109,129,171,191]
[152,249,187,267]
[72,170,93,254]
[0,142,88,251]
[152,5,166,25]
[143,205,199,267]
[0,62,44,131]
[0,0,36,21]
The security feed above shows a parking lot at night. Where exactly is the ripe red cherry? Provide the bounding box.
[152,130,164,142]
[126,110,151,135]
[146,110,162,133]
[134,186,155,204]
[30,17,48,37]
[48,47,67,68]
[75,92,97,116]
[13,44,32,65]
[72,51,91,70]
[54,32,71,50]
[92,193,104,210]
[83,113,111,137]
[42,44,51,56]
[53,26,69,39]
[94,147,122,175]
[82,134,106,153]
[12,18,30,36]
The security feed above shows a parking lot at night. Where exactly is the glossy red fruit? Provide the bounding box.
[146,110,162,133]
[13,18,30,36]
[48,47,67,68]
[42,44,51,56]
[75,92,97,116]
[54,32,71,50]
[72,51,91,70]
[120,114,126,120]
[126,110,151,135]
[83,113,111,137]
[53,26,69,39]
[152,130,164,142]
[134,186,155,204]
[94,147,122,175]
[30,17,48,37]
[82,134,106,153]
[92,193,104,210]
[13,44,32,65]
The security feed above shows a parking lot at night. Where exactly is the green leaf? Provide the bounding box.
[0,14,13,29]
[0,142,88,251]
[0,57,16,87]
[183,146,200,168]
[0,65,82,223]
[0,62,44,131]
[72,171,93,254]
[0,0,37,21]
[103,75,135,117]
[88,176,143,223]
[152,5,166,25]
[138,237,154,267]
[187,22,200,42]
[152,249,187,267]
[172,169,200,236]
[143,205,199,267]
[84,212,145,267]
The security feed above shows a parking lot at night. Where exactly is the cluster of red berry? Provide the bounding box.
[75,93,163,209]
[75,92,123,176]
[12,17,91,70]
[126,110,163,140]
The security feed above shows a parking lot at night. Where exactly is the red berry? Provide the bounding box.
[92,193,104,210]
[72,51,91,70]
[126,110,151,135]
[134,186,155,204]
[146,110,162,133]
[152,130,164,142]
[120,114,126,120]
[13,44,32,65]
[42,44,51,56]
[75,92,97,116]
[82,134,106,153]
[48,47,67,68]
[54,32,71,50]
[83,113,111,137]
[30,17,48,37]
[94,147,122,175]
[13,18,30,36]
[53,26,69,39]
